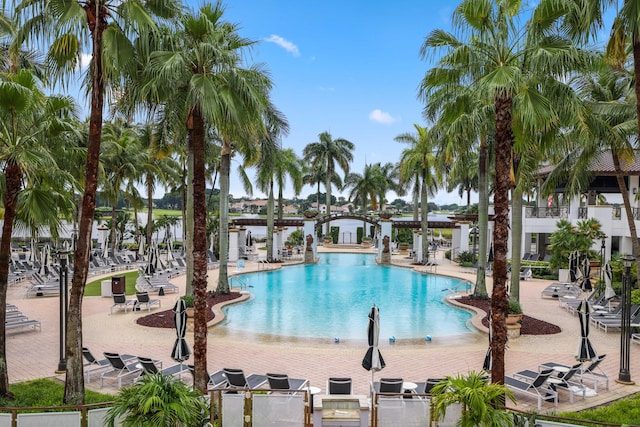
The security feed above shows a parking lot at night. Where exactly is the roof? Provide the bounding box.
[537,152,640,178]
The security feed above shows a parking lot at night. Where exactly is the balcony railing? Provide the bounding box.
[578,207,588,219]
[525,207,569,219]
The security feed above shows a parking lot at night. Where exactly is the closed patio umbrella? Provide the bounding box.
[38,244,50,276]
[576,300,597,362]
[582,257,592,291]
[171,299,191,367]
[569,251,578,283]
[483,313,492,371]
[604,262,615,300]
[362,305,386,385]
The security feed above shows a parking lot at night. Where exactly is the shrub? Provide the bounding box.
[356,227,363,244]
[508,299,523,315]
[182,295,194,308]
[456,250,475,264]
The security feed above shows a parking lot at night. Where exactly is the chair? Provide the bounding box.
[415,378,443,394]
[100,352,143,387]
[541,354,609,392]
[135,292,161,311]
[504,369,557,410]
[327,377,352,395]
[516,364,585,403]
[137,356,187,378]
[266,373,308,392]
[374,378,403,394]
[82,347,135,382]
[223,368,267,389]
[187,365,227,389]
[110,293,136,314]
[519,267,532,281]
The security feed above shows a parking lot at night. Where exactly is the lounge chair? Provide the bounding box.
[515,363,585,403]
[504,369,557,410]
[541,283,582,300]
[186,365,227,389]
[266,373,309,393]
[327,377,352,395]
[137,356,187,378]
[372,378,404,394]
[415,378,443,394]
[519,267,532,281]
[82,347,135,382]
[540,355,609,392]
[110,293,136,314]
[100,352,143,387]
[135,292,161,311]
[223,367,267,389]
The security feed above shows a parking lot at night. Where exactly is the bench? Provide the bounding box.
[5,319,41,332]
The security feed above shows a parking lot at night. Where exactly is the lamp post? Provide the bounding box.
[617,254,635,385]
[56,248,70,373]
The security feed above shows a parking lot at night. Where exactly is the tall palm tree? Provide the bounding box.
[138,2,273,392]
[274,148,303,221]
[421,0,587,385]
[396,124,439,265]
[302,165,342,214]
[100,119,146,254]
[344,163,388,238]
[0,71,78,397]
[17,0,181,404]
[545,56,639,286]
[303,131,354,235]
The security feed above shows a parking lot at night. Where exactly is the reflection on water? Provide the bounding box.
[219,253,473,341]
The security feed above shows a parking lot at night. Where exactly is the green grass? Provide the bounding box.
[85,270,139,296]
[555,392,640,425]
[0,378,114,407]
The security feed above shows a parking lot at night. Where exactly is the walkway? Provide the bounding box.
[5,245,640,415]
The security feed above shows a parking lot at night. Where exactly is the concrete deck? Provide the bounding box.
[6,245,640,415]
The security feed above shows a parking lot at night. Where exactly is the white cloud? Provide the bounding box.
[368,109,398,124]
[77,53,92,70]
[264,35,300,57]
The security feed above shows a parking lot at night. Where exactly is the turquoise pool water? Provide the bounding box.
[220,253,473,340]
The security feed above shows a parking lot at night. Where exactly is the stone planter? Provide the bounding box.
[398,244,409,253]
[303,211,319,219]
[186,307,195,318]
[378,212,393,220]
[507,323,521,338]
[506,314,523,325]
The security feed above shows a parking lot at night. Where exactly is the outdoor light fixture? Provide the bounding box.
[600,237,606,286]
[617,254,635,385]
[56,248,70,373]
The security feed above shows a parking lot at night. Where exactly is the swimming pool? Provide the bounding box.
[219,253,474,341]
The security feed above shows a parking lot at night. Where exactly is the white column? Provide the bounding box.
[273,228,283,260]
[237,227,246,255]
[458,222,470,252]
[228,228,239,262]
[415,231,422,261]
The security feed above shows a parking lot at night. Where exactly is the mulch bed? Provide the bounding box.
[136,292,242,328]
[457,296,562,335]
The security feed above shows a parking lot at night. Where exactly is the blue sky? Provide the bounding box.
[217,0,463,205]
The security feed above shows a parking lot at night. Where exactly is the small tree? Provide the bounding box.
[106,373,209,427]
[431,371,516,427]
[548,218,604,270]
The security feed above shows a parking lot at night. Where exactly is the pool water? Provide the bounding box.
[220,253,473,340]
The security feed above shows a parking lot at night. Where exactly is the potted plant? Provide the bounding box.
[182,295,195,318]
[303,209,319,219]
[507,299,523,325]
[378,211,393,220]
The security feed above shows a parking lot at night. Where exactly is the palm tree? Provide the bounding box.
[303,131,354,234]
[431,371,516,427]
[421,0,587,384]
[0,73,78,397]
[138,2,274,392]
[344,163,387,236]
[17,0,181,404]
[396,124,439,265]
[100,119,146,254]
[106,373,209,427]
[302,165,343,214]
[544,56,639,285]
[274,148,303,221]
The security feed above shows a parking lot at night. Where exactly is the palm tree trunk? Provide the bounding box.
[278,184,284,222]
[146,174,153,247]
[110,204,117,255]
[188,109,208,393]
[490,93,513,386]
[412,180,420,222]
[510,189,523,301]
[420,171,429,264]
[65,16,107,404]
[474,137,489,298]
[217,141,232,295]
[325,165,332,236]
[613,152,640,288]
[632,38,640,287]
[185,145,194,296]
[0,162,21,397]
[267,180,275,262]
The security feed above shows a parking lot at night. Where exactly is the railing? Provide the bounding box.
[230,276,249,290]
[257,258,270,271]
[525,207,570,219]
[578,207,588,218]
